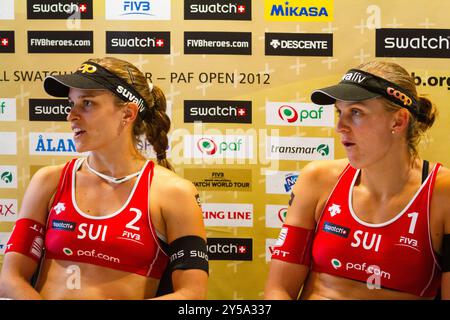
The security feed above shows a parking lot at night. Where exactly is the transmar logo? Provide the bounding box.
[0,172,13,184]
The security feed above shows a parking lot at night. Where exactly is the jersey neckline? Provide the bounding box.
[348,164,436,228]
[71,158,150,220]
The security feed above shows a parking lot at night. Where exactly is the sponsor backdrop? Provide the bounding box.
[1,0,449,299]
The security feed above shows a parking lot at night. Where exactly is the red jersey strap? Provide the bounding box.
[49,159,77,209]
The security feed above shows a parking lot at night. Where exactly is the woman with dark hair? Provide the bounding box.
[0,57,208,300]
[265,61,450,300]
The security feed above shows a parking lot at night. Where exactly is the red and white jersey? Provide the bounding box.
[44,158,168,278]
[311,163,442,297]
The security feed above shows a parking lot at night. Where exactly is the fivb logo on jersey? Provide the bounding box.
[105,0,171,20]
[29,133,87,156]
[184,135,253,160]
[266,102,334,127]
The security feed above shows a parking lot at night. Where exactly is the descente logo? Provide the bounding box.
[265,0,333,21]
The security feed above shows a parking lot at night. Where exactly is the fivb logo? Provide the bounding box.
[267,136,334,161]
[265,205,287,228]
[265,170,299,194]
[0,0,14,20]
[105,0,171,20]
[0,166,17,189]
[266,102,334,127]
[29,133,87,156]
[184,135,253,159]
[0,98,16,121]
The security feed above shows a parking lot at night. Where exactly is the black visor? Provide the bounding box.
[44,61,149,117]
[311,69,424,121]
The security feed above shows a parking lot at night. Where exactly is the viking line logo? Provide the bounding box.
[278,105,298,123]
[197,138,217,155]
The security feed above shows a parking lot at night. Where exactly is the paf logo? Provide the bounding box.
[278,105,298,123]
[267,102,334,127]
[264,0,333,22]
[185,135,253,159]
[197,137,217,155]
[266,205,288,228]
[0,98,16,121]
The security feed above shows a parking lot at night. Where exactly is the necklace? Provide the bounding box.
[84,158,141,184]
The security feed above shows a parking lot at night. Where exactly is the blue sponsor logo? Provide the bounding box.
[122,1,151,16]
[35,135,76,153]
[284,173,298,192]
[52,220,76,231]
[323,221,350,238]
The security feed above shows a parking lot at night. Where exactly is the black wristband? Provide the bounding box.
[443,234,450,272]
[168,235,209,274]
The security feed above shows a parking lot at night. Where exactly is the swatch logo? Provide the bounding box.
[184,100,252,123]
[197,138,217,155]
[106,31,170,54]
[376,28,450,58]
[27,0,93,19]
[0,31,14,53]
[185,0,251,21]
[278,105,298,123]
[207,238,252,260]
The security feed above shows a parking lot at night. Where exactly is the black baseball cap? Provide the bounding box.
[44,61,149,117]
[311,68,423,121]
